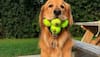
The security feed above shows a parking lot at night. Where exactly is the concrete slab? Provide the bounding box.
[18,52,75,57]
[18,55,40,57]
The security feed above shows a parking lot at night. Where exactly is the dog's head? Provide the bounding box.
[39,0,73,30]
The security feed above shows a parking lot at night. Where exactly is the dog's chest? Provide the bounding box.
[50,37,67,49]
[50,48,63,57]
[49,39,66,57]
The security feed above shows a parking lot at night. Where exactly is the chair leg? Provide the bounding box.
[81,30,94,43]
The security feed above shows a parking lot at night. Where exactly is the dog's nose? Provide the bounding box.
[54,10,61,16]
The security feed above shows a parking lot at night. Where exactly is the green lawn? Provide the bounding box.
[0,37,81,57]
[0,38,40,57]
[74,37,81,41]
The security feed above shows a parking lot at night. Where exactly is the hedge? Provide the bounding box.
[0,0,100,38]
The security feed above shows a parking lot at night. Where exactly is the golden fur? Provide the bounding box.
[39,0,73,57]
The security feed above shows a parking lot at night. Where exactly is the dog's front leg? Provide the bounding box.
[63,49,72,57]
[41,49,50,57]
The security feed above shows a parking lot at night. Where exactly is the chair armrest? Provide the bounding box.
[73,40,100,57]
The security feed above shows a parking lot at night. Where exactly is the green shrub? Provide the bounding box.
[66,0,100,22]
[0,0,41,38]
[0,0,99,38]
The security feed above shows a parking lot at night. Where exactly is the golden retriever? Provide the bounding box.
[39,0,73,57]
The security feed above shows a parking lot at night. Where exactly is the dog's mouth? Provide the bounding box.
[44,15,68,21]
[55,16,59,18]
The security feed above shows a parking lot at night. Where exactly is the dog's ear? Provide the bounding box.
[65,3,73,27]
[39,5,45,30]
[68,5,73,26]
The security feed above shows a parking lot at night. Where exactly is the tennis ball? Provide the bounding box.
[51,18,61,26]
[43,18,51,27]
[50,25,61,35]
[61,20,69,28]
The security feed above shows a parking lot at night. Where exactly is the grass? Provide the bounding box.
[74,37,82,41]
[0,37,81,57]
[0,38,40,57]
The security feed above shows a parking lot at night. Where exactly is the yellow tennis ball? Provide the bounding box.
[50,25,61,35]
[61,20,69,28]
[51,18,61,26]
[43,18,51,27]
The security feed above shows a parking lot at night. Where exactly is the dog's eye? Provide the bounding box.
[61,5,64,8]
[49,4,53,8]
